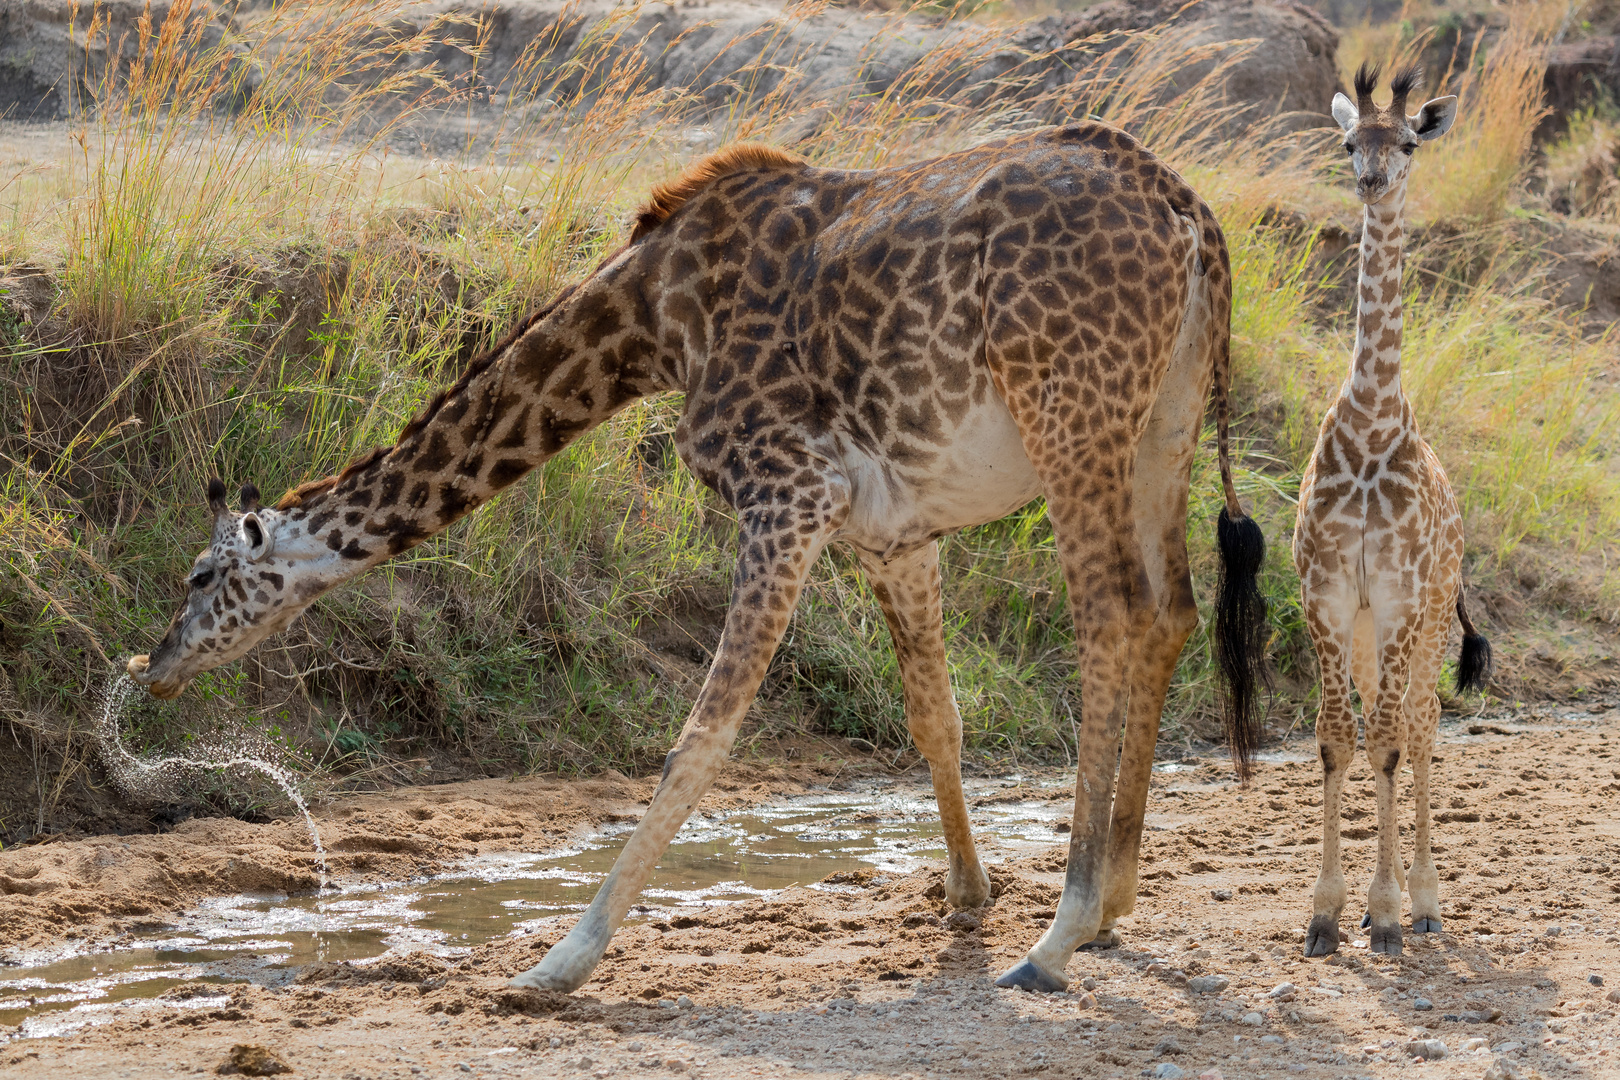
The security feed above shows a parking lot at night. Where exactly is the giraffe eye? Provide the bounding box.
[1344,143,1355,156]
[190,569,214,590]
[1401,143,1419,154]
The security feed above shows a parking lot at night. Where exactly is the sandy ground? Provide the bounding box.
[3,705,1620,1080]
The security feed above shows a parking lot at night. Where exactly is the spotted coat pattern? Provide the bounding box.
[1295,70,1467,958]
[129,123,1245,994]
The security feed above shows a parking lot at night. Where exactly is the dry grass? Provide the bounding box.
[2,0,1618,831]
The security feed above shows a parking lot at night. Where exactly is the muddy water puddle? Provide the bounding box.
[1,778,1072,1040]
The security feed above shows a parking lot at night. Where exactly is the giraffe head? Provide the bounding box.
[126,478,313,699]
[1331,63,1457,205]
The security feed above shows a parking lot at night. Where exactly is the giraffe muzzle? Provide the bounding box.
[125,653,189,700]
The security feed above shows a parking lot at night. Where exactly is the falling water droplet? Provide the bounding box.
[94,674,328,889]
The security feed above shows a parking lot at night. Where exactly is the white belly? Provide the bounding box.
[833,393,1042,556]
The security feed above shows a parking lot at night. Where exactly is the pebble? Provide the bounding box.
[1198,1070,1226,1080]
[1154,1038,1182,1057]
[1494,1041,1525,1054]
[1608,989,1620,1004]
[1461,1038,1489,1052]
[677,995,693,1009]
[549,1038,562,1049]
[1588,974,1604,987]
[1076,992,1098,1008]
[1544,925,1562,937]
[1081,976,1097,991]
[1413,997,1434,1011]
[1260,1035,1284,1045]
[1211,889,1233,902]
[1267,982,1296,1001]
[1483,1058,1528,1080]
[1149,1064,1185,1079]
[1187,975,1230,995]
[1405,1039,1447,1061]
[628,1042,644,1052]
[1240,1012,1264,1027]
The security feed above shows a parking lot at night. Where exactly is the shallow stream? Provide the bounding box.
[1,777,1081,1041]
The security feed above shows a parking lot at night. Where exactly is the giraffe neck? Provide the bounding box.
[1346,187,1408,423]
[275,242,678,586]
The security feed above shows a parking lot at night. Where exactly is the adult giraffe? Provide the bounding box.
[1294,64,1491,958]
[127,123,1270,994]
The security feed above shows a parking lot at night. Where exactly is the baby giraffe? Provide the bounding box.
[1293,63,1491,957]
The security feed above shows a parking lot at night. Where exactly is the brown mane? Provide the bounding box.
[630,143,807,242]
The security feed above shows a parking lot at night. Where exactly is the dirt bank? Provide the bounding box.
[3,704,1619,1078]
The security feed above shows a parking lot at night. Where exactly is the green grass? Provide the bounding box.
[2,0,1618,832]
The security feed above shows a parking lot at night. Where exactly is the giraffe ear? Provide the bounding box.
[240,512,275,563]
[1331,92,1358,133]
[1411,95,1457,141]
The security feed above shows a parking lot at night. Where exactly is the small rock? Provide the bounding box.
[1267,982,1296,1001]
[1608,988,1620,1004]
[1198,1070,1226,1080]
[677,994,693,1009]
[1260,1035,1284,1045]
[1240,1012,1264,1026]
[1494,1041,1525,1053]
[1544,925,1561,937]
[220,1045,291,1077]
[1461,1037,1489,1051]
[549,1037,562,1048]
[1461,1008,1503,1024]
[1587,974,1604,987]
[1081,976,1097,990]
[1187,975,1230,995]
[1483,1058,1527,1080]
[1154,1038,1182,1056]
[1211,889,1234,902]
[1076,991,1098,1008]
[1414,997,1434,1011]
[1149,1064,1185,1080]
[1405,1039,1447,1061]
[628,1041,644,1052]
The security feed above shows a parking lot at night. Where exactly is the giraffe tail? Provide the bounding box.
[1454,586,1493,693]
[1208,224,1270,783]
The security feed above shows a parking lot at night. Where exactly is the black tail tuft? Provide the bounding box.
[1215,507,1271,783]
[1454,593,1493,693]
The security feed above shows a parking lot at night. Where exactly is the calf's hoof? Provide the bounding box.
[995,958,1068,993]
[1304,915,1340,958]
[1412,916,1442,935]
[1369,923,1403,955]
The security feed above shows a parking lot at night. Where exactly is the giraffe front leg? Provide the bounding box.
[1303,585,1357,958]
[857,542,989,910]
[510,487,846,993]
[1364,622,1416,956]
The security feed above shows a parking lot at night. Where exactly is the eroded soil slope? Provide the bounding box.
[3,708,1620,1079]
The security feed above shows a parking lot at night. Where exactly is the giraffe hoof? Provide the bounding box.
[1079,928,1121,951]
[1304,915,1340,957]
[995,959,1069,993]
[1412,917,1442,935]
[1361,912,1371,930]
[945,866,992,910]
[1369,924,1404,955]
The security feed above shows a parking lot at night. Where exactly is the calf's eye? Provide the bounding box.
[190,569,214,590]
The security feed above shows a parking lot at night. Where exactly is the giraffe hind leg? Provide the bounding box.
[857,542,990,909]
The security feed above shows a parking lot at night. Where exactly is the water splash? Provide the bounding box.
[94,676,328,889]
